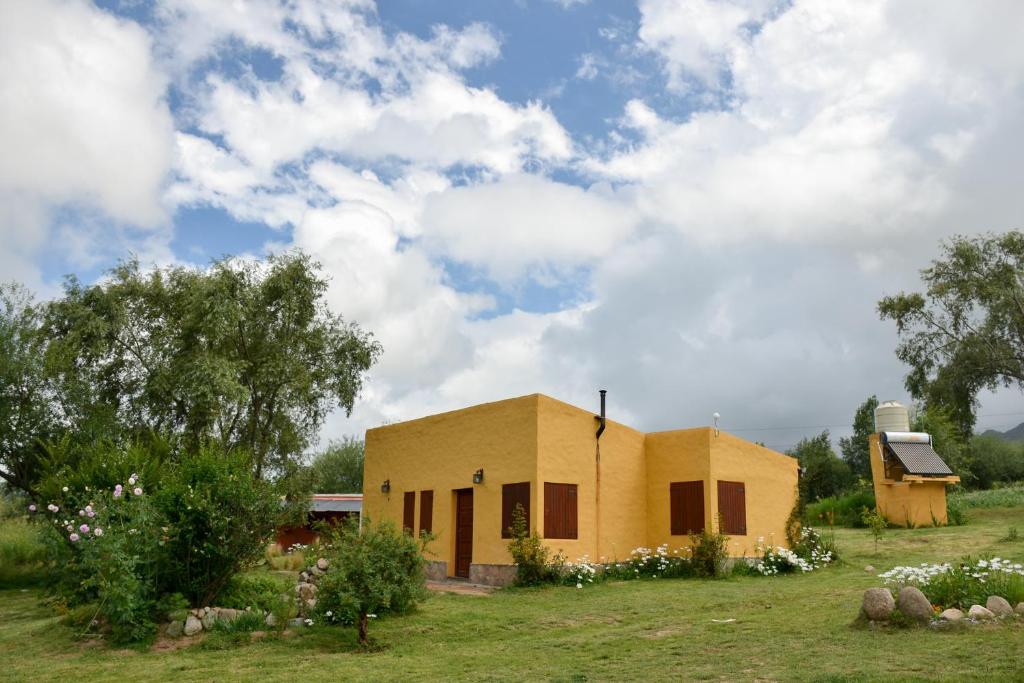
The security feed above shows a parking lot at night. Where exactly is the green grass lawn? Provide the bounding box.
[2,507,1023,682]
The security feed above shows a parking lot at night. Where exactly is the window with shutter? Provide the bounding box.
[403,491,415,534]
[716,481,747,535]
[543,482,578,539]
[501,482,531,538]
[419,490,433,534]
[670,481,705,535]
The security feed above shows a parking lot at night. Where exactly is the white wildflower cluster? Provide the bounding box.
[754,527,834,576]
[564,555,598,588]
[880,557,1024,589]
[878,563,951,588]
[756,547,813,575]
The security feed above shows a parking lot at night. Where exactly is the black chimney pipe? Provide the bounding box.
[595,389,606,440]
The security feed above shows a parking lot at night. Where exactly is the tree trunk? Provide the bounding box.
[358,612,369,646]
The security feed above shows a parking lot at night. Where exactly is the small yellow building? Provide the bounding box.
[868,401,960,528]
[363,393,799,585]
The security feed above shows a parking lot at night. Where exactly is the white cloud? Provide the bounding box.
[0,0,175,281]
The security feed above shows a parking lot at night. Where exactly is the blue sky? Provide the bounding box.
[4,0,1024,446]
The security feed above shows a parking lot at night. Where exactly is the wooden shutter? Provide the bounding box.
[501,482,531,538]
[403,491,415,534]
[543,482,578,539]
[419,490,433,534]
[717,481,747,535]
[670,481,705,535]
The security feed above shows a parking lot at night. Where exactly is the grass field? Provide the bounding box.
[1,507,1023,682]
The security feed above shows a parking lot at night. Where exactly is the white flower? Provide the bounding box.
[576,582,583,589]
[62,486,68,492]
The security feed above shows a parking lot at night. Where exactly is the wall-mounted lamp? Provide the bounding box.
[381,479,391,494]
[473,469,484,485]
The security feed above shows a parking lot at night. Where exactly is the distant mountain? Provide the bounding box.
[980,422,1024,442]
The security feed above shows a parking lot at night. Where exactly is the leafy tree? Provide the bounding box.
[789,431,853,503]
[309,437,365,493]
[839,395,878,481]
[0,284,61,492]
[39,252,381,480]
[314,517,427,646]
[879,231,1024,437]
[967,435,1024,489]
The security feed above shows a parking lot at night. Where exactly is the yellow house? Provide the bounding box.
[363,393,799,585]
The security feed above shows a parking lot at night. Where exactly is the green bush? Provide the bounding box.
[507,504,557,586]
[689,529,728,578]
[805,488,876,528]
[152,444,282,606]
[950,483,1024,509]
[881,557,1024,610]
[945,494,968,526]
[314,517,427,646]
[218,573,291,613]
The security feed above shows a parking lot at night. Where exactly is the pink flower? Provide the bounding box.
[28,504,36,512]
[113,489,122,499]
[79,524,90,534]
[94,528,103,536]
[78,509,85,516]
[114,484,123,492]
[69,533,80,542]
[87,510,95,518]
[133,487,143,496]
[47,504,59,512]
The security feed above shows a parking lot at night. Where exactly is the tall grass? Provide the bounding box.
[950,484,1024,509]
[0,518,46,587]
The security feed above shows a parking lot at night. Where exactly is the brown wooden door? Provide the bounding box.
[455,488,473,578]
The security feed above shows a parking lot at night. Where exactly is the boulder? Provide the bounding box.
[201,611,216,630]
[1016,602,1024,617]
[316,558,329,571]
[862,588,896,621]
[938,608,964,622]
[968,605,994,620]
[310,566,324,577]
[299,572,309,583]
[897,586,934,623]
[986,596,1013,617]
[183,614,203,636]
[265,613,277,627]
[217,608,240,622]
[864,565,875,573]
[166,620,184,638]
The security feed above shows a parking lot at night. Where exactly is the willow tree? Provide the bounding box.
[878,231,1024,437]
[33,251,381,480]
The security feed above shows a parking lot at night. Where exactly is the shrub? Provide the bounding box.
[950,483,1024,509]
[754,527,836,576]
[880,557,1024,609]
[265,543,306,571]
[690,529,728,578]
[805,488,876,528]
[152,444,282,606]
[945,493,968,526]
[314,517,427,646]
[218,573,291,613]
[507,504,554,586]
[597,544,694,583]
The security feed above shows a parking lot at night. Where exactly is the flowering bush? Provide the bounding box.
[754,527,836,576]
[880,557,1024,609]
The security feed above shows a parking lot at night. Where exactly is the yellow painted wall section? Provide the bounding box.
[644,428,712,552]
[709,431,799,556]
[363,395,539,571]
[535,395,647,563]
[869,433,949,527]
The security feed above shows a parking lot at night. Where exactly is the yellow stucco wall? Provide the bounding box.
[644,428,712,551]
[869,433,950,527]
[709,431,800,556]
[535,395,646,563]
[364,394,800,574]
[363,395,539,571]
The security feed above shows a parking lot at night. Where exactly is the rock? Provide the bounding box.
[939,608,964,622]
[968,605,995,620]
[316,558,329,571]
[896,586,933,623]
[288,618,306,628]
[201,611,216,630]
[297,582,317,601]
[864,565,875,572]
[203,606,211,615]
[217,608,240,622]
[166,620,184,638]
[986,596,1013,617]
[862,588,896,621]
[311,566,324,577]
[305,598,317,610]
[299,572,309,583]
[183,614,203,636]
[265,613,277,627]
[1016,602,1024,617]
